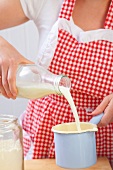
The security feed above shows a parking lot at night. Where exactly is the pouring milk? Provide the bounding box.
[17,84,81,131]
[59,86,81,131]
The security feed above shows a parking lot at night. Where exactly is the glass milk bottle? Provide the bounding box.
[16,64,71,99]
[0,115,24,170]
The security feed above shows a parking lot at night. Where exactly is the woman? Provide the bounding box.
[0,0,113,168]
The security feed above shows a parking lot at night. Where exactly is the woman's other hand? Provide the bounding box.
[88,94,113,127]
[0,36,34,99]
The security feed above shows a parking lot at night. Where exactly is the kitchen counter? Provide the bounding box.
[25,157,112,170]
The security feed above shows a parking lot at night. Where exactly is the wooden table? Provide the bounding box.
[25,157,112,170]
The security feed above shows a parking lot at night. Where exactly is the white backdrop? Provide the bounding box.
[0,21,39,117]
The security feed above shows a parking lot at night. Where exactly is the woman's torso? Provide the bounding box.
[22,0,113,163]
[47,0,113,108]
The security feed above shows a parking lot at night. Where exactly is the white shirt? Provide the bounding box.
[20,0,63,49]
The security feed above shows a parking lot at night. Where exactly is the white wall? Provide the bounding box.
[0,21,39,117]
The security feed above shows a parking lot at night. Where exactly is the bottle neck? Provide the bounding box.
[54,75,71,95]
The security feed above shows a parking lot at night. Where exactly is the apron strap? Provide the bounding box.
[104,0,113,30]
[59,0,76,20]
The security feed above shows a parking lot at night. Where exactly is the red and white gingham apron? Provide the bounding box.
[22,0,113,165]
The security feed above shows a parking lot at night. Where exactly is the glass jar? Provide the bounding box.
[16,64,71,99]
[0,115,24,170]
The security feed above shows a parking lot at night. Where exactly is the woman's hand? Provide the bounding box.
[88,94,113,127]
[0,36,34,99]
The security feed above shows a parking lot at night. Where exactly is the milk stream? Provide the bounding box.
[0,139,23,170]
[59,86,81,131]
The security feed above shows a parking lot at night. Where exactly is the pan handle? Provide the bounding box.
[89,113,104,125]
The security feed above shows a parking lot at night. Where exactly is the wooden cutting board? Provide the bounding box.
[24,157,112,170]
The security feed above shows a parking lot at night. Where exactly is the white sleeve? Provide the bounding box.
[20,0,63,48]
[20,0,46,20]
[36,0,63,49]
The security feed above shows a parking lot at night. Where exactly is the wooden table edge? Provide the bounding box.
[24,157,112,170]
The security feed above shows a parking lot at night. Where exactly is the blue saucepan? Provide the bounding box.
[52,113,103,169]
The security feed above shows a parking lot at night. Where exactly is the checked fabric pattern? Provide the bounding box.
[22,0,113,166]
